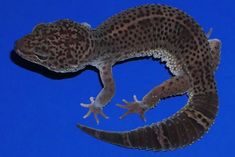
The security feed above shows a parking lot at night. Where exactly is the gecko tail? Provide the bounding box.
[77,92,218,151]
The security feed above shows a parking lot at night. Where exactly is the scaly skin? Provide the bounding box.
[15,4,221,151]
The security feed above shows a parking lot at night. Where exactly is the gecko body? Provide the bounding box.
[15,4,221,151]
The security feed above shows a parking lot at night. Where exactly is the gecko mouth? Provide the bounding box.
[15,49,27,59]
[33,51,49,61]
[15,49,35,62]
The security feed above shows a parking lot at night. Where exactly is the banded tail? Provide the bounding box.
[77,92,218,151]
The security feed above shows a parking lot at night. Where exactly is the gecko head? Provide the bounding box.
[15,19,93,73]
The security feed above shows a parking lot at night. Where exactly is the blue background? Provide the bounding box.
[0,0,234,156]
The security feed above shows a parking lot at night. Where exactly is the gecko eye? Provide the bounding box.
[34,53,49,61]
[33,47,49,61]
[32,23,47,34]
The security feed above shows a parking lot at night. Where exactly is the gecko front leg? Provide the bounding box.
[81,63,115,124]
[117,74,190,121]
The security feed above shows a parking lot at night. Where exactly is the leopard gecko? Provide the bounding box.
[15,4,221,151]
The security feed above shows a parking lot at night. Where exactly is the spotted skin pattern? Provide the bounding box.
[15,4,221,151]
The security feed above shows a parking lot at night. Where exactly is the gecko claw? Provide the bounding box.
[117,95,148,121]
[81,97,109,124]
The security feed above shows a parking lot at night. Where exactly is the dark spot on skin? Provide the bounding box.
[123,19,130,23]
[202,118,207,123]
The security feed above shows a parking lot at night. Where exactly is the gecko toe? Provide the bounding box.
[116,104,128,109]
[117,95,148,121]
[100,111,109,119]
[119,111,131,119]
[83,110,92,119]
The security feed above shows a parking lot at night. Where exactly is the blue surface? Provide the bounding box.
[0,0,234,156]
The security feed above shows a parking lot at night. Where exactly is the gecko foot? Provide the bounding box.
[117,95,148,122]
[80,97,109,124]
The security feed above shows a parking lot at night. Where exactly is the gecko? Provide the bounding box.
[15,4,221,151]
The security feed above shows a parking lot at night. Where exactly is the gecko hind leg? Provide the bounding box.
[117,74,190,121]
[209,39,221,71]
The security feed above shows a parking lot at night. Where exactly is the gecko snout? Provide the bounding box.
[15,36,34,57]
